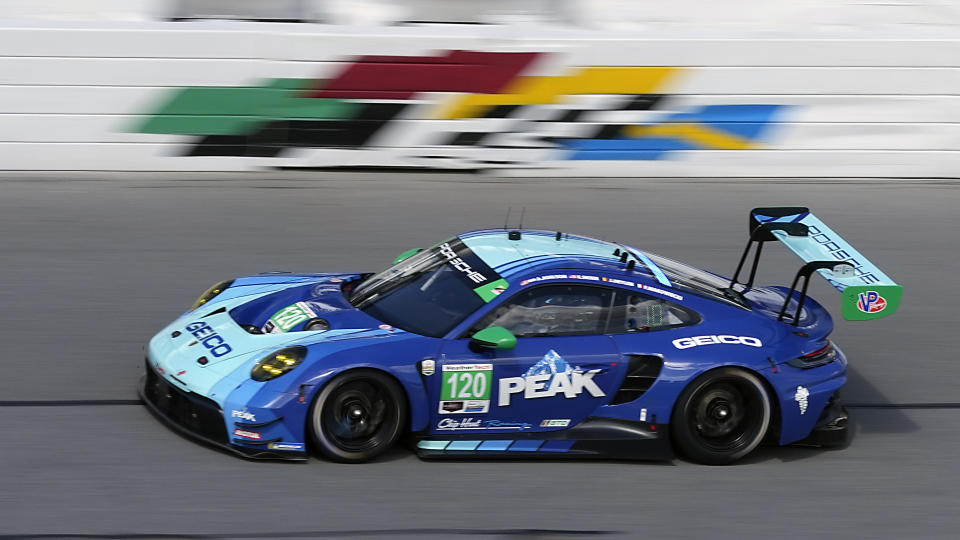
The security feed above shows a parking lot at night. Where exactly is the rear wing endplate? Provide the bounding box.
[730,207,902,322]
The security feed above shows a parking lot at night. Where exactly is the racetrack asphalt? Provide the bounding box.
[1,172,958,539]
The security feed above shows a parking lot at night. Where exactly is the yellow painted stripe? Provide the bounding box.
[623,122,758,150]
[436,66,679,120]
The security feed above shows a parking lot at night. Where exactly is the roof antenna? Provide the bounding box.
[508,207,526,241]
[503,207,512,230]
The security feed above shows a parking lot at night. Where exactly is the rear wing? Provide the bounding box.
[729,207,902,323]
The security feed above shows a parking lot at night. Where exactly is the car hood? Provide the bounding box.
[147,273,406,400]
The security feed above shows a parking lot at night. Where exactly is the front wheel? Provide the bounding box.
[309,369,406,463]
[671,367,772,465]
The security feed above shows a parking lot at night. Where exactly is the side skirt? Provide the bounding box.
[411,418,673,461]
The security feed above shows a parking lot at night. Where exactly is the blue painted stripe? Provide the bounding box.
[417,440,450,450]
[632,251,672,287]
[508,440,544,452]
[540,440,576,453]
[446,440,482,451]
[477,440,513,451]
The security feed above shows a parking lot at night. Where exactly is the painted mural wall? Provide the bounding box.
[1,23,958,176]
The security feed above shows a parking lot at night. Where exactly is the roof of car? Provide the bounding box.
[459,229,656,281]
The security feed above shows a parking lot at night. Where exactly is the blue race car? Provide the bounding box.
[140,207,901,465]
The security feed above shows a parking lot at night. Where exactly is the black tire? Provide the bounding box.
[308,369,406,463]
[671,367,772,465]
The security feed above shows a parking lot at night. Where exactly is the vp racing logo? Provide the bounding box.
[856,291,887,313]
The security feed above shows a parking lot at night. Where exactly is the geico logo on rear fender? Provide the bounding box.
[672,335,763,350]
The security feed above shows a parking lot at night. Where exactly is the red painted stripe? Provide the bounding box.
[309,50,539,99]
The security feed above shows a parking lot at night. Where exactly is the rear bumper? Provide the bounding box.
[139,361,307,462]
[793,392,848,448]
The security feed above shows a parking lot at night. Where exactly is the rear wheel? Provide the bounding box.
[309,369,406,463]
[671,367,771,465]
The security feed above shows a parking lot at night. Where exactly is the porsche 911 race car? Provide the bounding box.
[139,207,901,465]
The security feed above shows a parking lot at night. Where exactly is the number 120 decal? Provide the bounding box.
[438,364,492,415]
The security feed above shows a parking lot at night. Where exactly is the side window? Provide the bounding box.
[470,284,613,338]
[606,290,700,333]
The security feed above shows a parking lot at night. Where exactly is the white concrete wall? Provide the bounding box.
[0,21,957,176]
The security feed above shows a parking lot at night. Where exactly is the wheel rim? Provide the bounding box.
[320,379,394,453]
[686,379,764,454]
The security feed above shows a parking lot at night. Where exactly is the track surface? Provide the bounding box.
[1,172,958,539]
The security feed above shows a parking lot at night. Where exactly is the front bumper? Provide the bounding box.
[139,361,307,461]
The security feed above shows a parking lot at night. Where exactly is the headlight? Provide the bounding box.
[251,346,306,382]
[189,279,234,311]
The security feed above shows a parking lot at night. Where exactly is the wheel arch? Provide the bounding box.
[668,363,778,464]
[302,365,423,437]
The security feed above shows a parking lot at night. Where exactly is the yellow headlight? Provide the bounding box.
[189,279,235,312]
[251,346,307,382]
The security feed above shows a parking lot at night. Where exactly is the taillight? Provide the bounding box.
[787,341,837,369]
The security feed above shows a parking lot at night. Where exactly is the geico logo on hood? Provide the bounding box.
[498,370,605,407]
[185,321,233,357]
[672,335,763,350]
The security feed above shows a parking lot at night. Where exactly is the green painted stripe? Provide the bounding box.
[135,79,361,135]
[135,115,263,136]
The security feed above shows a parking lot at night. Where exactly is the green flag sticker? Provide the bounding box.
[473,278,509,303]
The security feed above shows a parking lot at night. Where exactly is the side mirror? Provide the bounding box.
[470,326,517,350]
[392,248,422,265]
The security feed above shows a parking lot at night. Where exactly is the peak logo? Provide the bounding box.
[856,291,887,313]
[498,370,605,406]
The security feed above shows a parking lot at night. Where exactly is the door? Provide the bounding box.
[427,283,624,435]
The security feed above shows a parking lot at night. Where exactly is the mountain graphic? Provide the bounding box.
[523,350,578,385]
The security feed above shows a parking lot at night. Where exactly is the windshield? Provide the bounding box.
[349,238,504,337]
[642,252,748,308]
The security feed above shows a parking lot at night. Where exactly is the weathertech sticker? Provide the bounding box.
[440,364,492,414]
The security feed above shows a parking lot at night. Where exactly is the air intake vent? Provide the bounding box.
[609,355,663,405]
